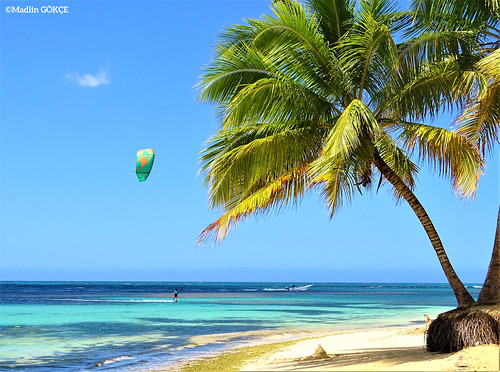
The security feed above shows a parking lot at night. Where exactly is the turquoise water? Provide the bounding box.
[0,282,481,370]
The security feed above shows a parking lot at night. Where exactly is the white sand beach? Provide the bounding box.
[240,327,499,371]
[171,326,499,371]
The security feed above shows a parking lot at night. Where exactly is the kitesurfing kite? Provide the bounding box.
[136,149,155,182]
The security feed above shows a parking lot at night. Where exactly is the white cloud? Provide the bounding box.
[65,68,110,87]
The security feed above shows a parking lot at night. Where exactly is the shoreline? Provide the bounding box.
[160,325,499,372]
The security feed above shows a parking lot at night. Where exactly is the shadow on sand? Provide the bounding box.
[271,346,453,371]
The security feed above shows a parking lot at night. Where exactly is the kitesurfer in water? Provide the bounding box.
[173,289,179,302]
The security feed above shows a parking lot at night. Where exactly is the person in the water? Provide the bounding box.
[173,288,178,302]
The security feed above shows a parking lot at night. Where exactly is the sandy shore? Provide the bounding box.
[170,326,499,372]
[242,326,499,371]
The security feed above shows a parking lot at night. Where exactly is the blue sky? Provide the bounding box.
[1,0,498,283]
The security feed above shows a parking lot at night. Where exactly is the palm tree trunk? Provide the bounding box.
[372,151,476,308]
[477,205,500,305]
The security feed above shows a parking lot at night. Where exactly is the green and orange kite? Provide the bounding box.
[136,149,155,182]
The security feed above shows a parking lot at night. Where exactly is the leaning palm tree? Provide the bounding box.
[408,0,500,352]
[457,49,500,306]
[198,0,483,308]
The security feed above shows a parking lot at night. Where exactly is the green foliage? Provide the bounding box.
[410,0,500,34]
[410,0,500,156]
[197,0,484,243]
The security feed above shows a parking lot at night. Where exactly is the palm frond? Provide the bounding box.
[311,143,373,216]
[409,0,498,34]
[201,124,324,210]
[375,133,419,196]
[454,84,500,155]
[198,165,311,244]
[250,0,347,97]
[399,30,478,72]
[392,121,484,198]
[452,69,490,103]
[198,43,278,105]
[358,0,401,26]
[313,158,359,216]
[305,0,355,44]
[381,58,461,120]
[477,48,500,79]
[222,77,332,129]
[337,9,399,99]
[322,99,381,159]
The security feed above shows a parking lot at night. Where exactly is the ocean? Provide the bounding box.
[0,281,481,371]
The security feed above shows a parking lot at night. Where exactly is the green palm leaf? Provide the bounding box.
[322,99,381,158]
[337,4,400,100]
[198,165,311,244]
[222,77,332,129]
[306,0,355,44]
[392,121,484,198]
[375,133,419,193]
[202,125,323,210]
[455,85,500,155]
[382,58,461,120]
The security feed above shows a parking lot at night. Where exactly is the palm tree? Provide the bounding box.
[197,0,483,307]
[473,50,500,305]
[451,2,500,305]
[456,45,500,306]
[409,0,500,352]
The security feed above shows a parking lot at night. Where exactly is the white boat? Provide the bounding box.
[263,284,313,291]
